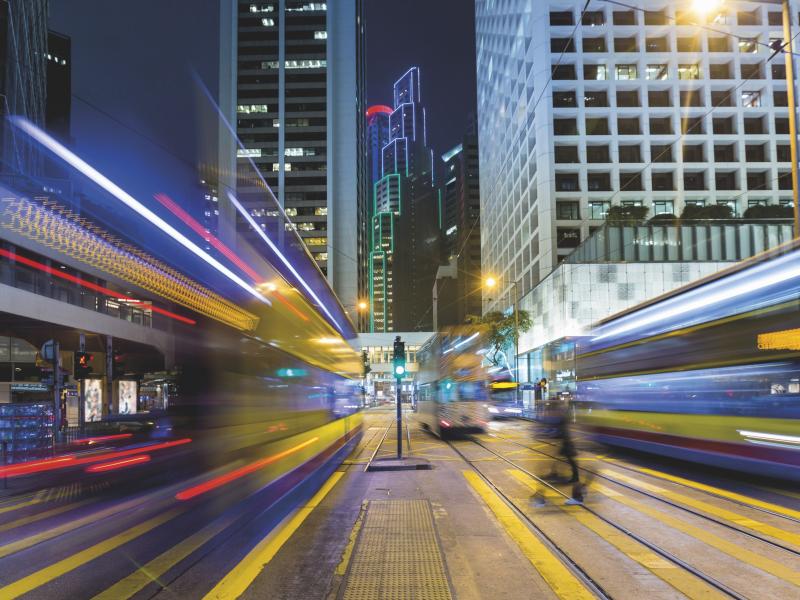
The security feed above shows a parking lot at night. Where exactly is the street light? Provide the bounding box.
[483,275,521,402]
[358,301,368,311]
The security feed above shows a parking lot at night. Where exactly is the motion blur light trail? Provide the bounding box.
[10,117,271,307]
[0,248,197,325]
[0,196,257,330]
[176,437,320,501]
[153,192,263,283]
[0,438,192,478]
[86,454,152,473]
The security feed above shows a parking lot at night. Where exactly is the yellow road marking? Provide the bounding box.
[0,496,42,516]
[0,494,163,559]
[335,501,366,576]
[91,511,238,600]
[630,467,800,521]
[0,498,94,533]
[508,470,726,600]
[203,470,344,600]
[602,469,800,549]
[0,508,181,600]
[462,470,595,600]
[594,483,800,586]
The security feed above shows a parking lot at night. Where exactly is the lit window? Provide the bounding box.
[261,61,279,69]
[589,201,610,219]
[678,64,701,80]
[284,59,327,69]
[314,252,328,261]
[741,91,761,107]
[314,207,327,216]
[286,2,326,11]
[645,64,668,80]
[738,38,758,53]
[237,104,268,114]
[237,148,261,158]
[250,4,274,12]
[285,163,292,172]
[285,208,298,216]
[314,31,327,39]
[285,147,304,156]
[297,223,315,231]
[272,119,281,127]
[305,237,327,246]
[261,18,275,26]
[615,64,637,80]
[653,200,674,215]
[272,163,280,171]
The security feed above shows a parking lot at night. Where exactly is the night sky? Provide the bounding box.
[48,0,477,174]
[366,0,477,155]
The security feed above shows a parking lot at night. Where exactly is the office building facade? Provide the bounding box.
[233,0,365,313]
[45,30,71,144]
[476,0,798,314]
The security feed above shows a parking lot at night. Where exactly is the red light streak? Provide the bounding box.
[272,291,310,322]
[176,436,319,501]
[440,420,451,428]
[0,248,196,325]
[366,105,393,118]
[72,433,133,445]
[154,193,262,283]
[86,454,151,473]
[0,438,192,478]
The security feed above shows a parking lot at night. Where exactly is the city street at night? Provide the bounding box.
[2,0,800,598]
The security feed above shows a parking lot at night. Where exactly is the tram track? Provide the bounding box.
[486,430,800,558]
[451,434,752,600]
[443,437,614,600]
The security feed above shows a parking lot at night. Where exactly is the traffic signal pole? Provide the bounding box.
[79,333,86,433]
[393,336,406,459]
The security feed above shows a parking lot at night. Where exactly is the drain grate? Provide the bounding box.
[342,499,453,600]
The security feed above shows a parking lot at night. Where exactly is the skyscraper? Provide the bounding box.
[476,0,798,314]
[45,31,71,144]
[0,0,47,175]
[436,123,481,327]
[232,0,366,313]
[369,67,439,332]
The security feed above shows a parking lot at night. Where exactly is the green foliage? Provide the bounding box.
[478,310,532,365]
[606,204,649,225]
[742,204,794,219]
[679,204,734,220]
[648,213,679,225]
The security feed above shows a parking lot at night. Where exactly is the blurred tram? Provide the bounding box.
[417,328,490,436]
[576,243,800,481]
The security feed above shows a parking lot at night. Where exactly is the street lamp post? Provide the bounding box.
[484,276,522,402]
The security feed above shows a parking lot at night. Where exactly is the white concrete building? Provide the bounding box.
[476,0,798,314]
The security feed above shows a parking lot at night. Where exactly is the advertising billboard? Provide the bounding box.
[118,380,137,414]
[84,379,103,422]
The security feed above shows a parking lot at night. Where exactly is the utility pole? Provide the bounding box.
[78,333,86,433]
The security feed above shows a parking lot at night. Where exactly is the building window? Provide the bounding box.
[747,171,769,190]
[237,148,261,158]
[583,38,607,53]
[646,64,669,80]
[552,64,577,80]
[620,172,643,190]
[272,163,281,171]
[582,11,605,26]
[741,91,762,108]
[777,145,791,162]
[772,64,787,79]
[554,118,578,135]
[744,117,765,134]
[285,207,298,216]
[304,237,327,246]
[645,37,668,52]
[284,59,327,69]
[684,172,706,191]
[556,201,580,220]
[555,173,580,191]
[589,201,610,219]
[737,10,760,26]
[587,172,611,191]
[584,64,607,80]
[716,171,738,190]
[584,91,608,107]
[653,200,675,215]
[250,4,274,12]
[618,144,641,162]
[615,37,638,52]
[237,104,269,114]
[557,228,581,248]
[776,117,790,134]
[585,118,610,135]
[746,144,768,162]
[613,11,636,25]
[261,18,275,26]
[678,64,701,80]
[644,10,667,25]
[586,145,611,163]
[550,11,574,26]
[650,118,673,135]
[551,38,576,53]
[711,90,734,106]
[708,37,730,52]
[314,31,328,39]
[553,91,577,107]
[616,90,639,107]
[741,63,763,79]
[682,144,705,162]
[715,144,736,162]
[681,116,705,135]
[648,90,671,107]
[651,144,673,162]
[314,252,328,262]
[615,64,637,80]
[315,207,328,216]
[713,116,736,134]
[774,91,788,106]
[738,38,758,53]
[617,117,640,135]
[677,37,700,52]
[768,12,783,26]
[651,172,674,191]
[555,146,579,163]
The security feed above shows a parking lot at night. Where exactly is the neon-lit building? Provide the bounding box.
[368,67,439,332]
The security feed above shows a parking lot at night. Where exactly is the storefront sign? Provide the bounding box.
[11,382,49,392]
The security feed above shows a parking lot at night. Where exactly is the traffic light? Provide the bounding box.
[392,337,406,378]
[74,351,93,380]
[112,350,125,379]
[361,350,371,376]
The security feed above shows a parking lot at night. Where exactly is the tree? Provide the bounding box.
[742,204,794,219]
[606,204,649,225]
[478,310,533,366]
